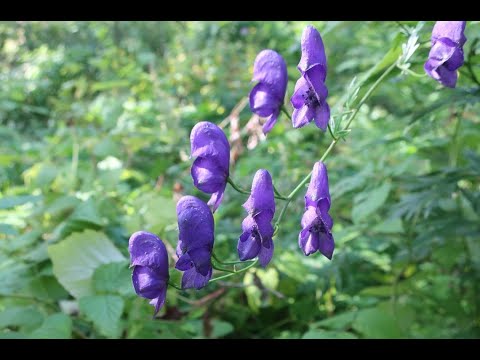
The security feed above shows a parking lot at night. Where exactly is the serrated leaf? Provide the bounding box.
[29,313,72,339]
[93,261,132,296]
[48,230,125,298]
[79,295,124,338]
[352,182,392,223]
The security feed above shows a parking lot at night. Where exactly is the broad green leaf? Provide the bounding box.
[352,307,403,338]
[29,313,72,339]
[313,311,357,331]
[211,320,234,338]
[302,329,358,339]
[0,195,42,209]
[243,270,261,313]
[93,261,132,296]
[352,182,392,223]
[48,230,125,298]
[79,295,124,338]
[0,306,44,331]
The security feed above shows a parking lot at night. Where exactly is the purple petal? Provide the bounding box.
[290,77,310,109]
[298,25,327,74]
[252,49,288,101]
[305,162,330,204]
[426,39,457,70]
[258,237,274,267]
[304,65,328,100]
[317,198,333,229]
[175,252,193,271]
[191,157,227,194]
[262,110,279,135]
[250,83,281,118]
[253,211,275,239]
[432,21,467,46]
[444,47,464,71]
[299,231,320,256]
[292,105,315,128]
[300,207,318,230]
[313,102,330,131]
[132,265,167,299]
[128,231,169,277]
[149,286,167,316]
[243,169,275,214]
[318,232,335,260]
[187,246,212,277]
[176,196,215,251]
[181,267,213,290]
[237,230,261,261]
[190,121,230,161]
[207,185,226,213]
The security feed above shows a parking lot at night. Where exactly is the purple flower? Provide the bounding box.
[129,231,169,315]
[249,49,288,134]
[299,162,334,259]
[190,121,230,212]
[290,25,330,131]
[175,195,215,289]
[237,169,275,267]
[424,21,467,88]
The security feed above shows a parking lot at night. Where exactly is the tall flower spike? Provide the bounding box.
[291,25,330,131]
[237,169,276,267]
[299,162,334,259]
[129,231,170,316]
[190,121,230,212]
[175,195,215,289]
[249,49,288,134]
[424,21,467,88]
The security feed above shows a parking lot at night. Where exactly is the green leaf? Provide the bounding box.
[48,230,125,298]
[29,313,72,339]
[243,270,261,313]
[352,307,403,338]
[0,306,44,331]
[0,195,42,209]
[313,311,357,331]
[93,261,132,296]
[79,295,124,338]
[352,182,392,223]
[211,320,234,338]
[302,329,358,339]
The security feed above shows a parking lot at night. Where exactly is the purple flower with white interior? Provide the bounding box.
[299,161,334,259]
[291,25,330,130]
[175,195,215,289]
[249,49,288,134]
[129,231,169,315]
[237,169,276,267]
[424,21,467,88]
[190,121,230,212]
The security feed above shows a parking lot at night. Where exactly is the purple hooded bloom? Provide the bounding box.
[299,162,334,259]
[424,21,467,88]
[129,231,169,315]
[249,49,288,134]
[190,121,230,213]
[237,169,275,267]
[290,25,330,130]
[175,195,215,289]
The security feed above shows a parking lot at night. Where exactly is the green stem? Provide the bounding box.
[281,105,292,121]
[212,251,254,265]
[209,259,258,283]
[274,62,397,232]
[228,176,288,200]
[212,262,236,273]
[273,184,288,200]
[168,281,183,290]
[327,123,338,141]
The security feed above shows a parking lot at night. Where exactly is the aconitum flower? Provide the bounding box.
[190,121,230,212]
[424,21,467,88]
[290,25,330,130]
[175,195,215,289]
[249,49,288,134]
[129,231,169,315]
[237,169,275,267]
[299,162,334,259]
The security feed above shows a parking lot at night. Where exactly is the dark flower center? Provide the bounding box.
[251,225,261,240]
[309,218,328,235]
[302,87,319,108]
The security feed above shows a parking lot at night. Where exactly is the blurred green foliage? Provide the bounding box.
[1,21,479,339]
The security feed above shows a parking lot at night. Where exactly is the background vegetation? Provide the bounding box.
[1,21,479,339]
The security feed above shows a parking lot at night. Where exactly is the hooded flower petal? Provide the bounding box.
[175,195,215,289]
[128,231,169,316]
[299,162,334,259]
[190,122,230,212]
[249,49,288,134]
[425,21,467,88]
[237,169,276,267]
[298,25,327,75]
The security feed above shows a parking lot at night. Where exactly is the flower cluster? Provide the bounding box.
[128,21,469,315]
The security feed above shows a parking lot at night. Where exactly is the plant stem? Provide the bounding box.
[209,259,258,283]
[274,62,397,232]
[168,281,183,290]
[212,251,254,265]
[281,105,292,122]
[327,123,337,140]
[227,176,288,200]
